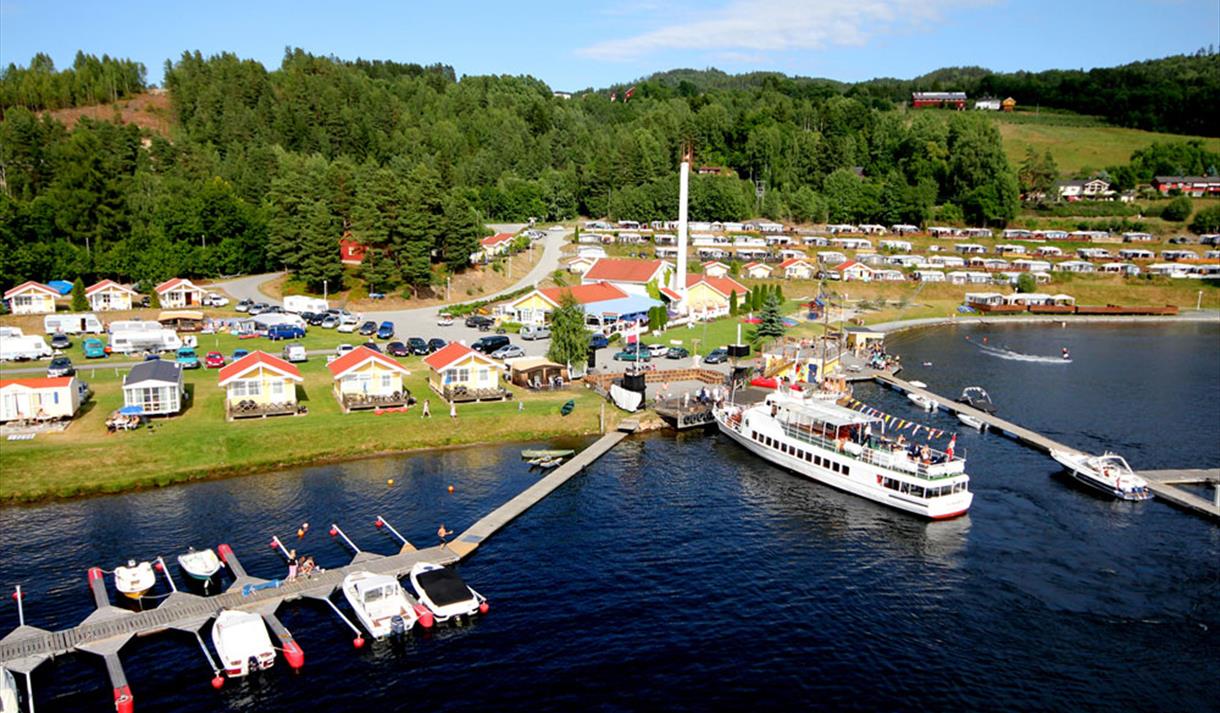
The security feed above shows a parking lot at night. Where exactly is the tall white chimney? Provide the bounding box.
[675,156,690,295]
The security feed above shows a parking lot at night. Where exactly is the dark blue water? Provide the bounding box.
[1,323,1218,712]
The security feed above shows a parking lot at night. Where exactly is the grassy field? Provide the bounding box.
[0,340,614,502]
[990,112,1220,175]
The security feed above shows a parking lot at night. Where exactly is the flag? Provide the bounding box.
[625,86,636,101]
[946,434,957,459]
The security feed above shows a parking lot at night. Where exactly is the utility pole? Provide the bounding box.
[1198,290,1204,311]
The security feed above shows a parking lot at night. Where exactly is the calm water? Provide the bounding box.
[1,323,1218,712]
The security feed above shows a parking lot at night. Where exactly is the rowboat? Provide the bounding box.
[521,449,574,460]
[114,560,156,599]
[178,547,223,590]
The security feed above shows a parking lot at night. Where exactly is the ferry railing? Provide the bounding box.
[777,421,964,480]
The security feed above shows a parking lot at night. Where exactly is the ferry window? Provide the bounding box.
[842,466,850,477]
[900,482,910,494]
[805,451,813,463]
[911,486,925,498]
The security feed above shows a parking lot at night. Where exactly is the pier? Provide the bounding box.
[1138,469,1220,520]
[0,426,634,709]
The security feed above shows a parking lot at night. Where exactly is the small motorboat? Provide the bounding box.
[957,413,986,431]
[114,560,156,599]
[521,449,575,460]
[211,610,276,677]
[957,386,996,414]
[1050,450,1153,502]
[177,548,223,589]
[533,457,563,470]
[1,667,18,713]
[409,562,487,624]
[341,571,428,639]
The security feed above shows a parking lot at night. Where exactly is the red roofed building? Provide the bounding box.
[778,257,815,280]
[742,261,774,279]
[340,238,368,265]
[154,278,205,308]
[0,376,82,422]
[85,279,138,312]
[327,345,412,411]
[508,282,629,325]
[218,351,303,419]
[478,232,517,260]
[834,260,875,282]
[681,274,748,315]
[581,258,671,296]
[3,281,58,315]
[423,342,506,402]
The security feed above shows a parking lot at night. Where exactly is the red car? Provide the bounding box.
[204,351,226,368]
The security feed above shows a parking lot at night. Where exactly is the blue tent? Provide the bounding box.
[582,294,663,323]
[48,280,74,295]
[118,405,145,416]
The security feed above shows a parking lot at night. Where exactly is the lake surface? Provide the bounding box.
[1,322,1217,712]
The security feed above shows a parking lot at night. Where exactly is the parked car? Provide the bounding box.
[267,324,306,341]
[83,338,107,359]
[362,340,382,353]
[232,348,249,361]
[471,335,510,354]
[386,341,410,357]
[204,351,226,368]
[646,343,669,358]
[491,344,526,360]
[143,353,162,361]
[47,355,75,377]
[282,343,307,363]
[437,313,454,327]
[337,319,358,333]
[589,333,610,350]
[614,346,650,362]
[407,337,429,355]
[376,321,395,340]
[49,333,71,350]
[321,314,340,329]
[666,346,690,359]
[427,338,447,353]
[202,293,229,307]
[235,299,253,313]
[704,347,729,364]
[465,314,494,330]
[176,348,200,369]
[358,321,378,336]
[335,344,355,357]
[248,303,270,315]
[520,324,551,340]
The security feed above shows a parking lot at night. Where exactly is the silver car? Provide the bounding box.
[491,344,525,360]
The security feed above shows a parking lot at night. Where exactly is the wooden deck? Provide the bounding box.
[1138,469,1220,521]
[0,429,632,679]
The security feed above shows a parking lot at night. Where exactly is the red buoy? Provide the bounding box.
[374,520,383,528]
[88,567,104,583]
[114,685,134,713]
[217,544,234,564]
[353,636,365,649]
[269,540,278,549]
[414,604,434,629]
[11,591,21,601]
[153,561,164,572]
[329,527,338,537]
[210,675,225,690]
[282,640,305,669]
[479,601,489,615]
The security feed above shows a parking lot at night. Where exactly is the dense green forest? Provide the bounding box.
[0,52,147,112]
[0,48,1214,293]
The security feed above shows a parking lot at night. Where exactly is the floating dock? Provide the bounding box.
[0,426,635,710]
[1137,469,1220,520]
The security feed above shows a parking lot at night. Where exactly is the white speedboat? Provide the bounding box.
[1,667,18,713]
[1051,451,1153,501]
[114,560,156,599]
[957,413,986,431]
[211,610,276,677]
[178,548,222,589]
[409,562,487,624]
[904,381,936,411]
[341,571,426,639]
[715,392,973,520]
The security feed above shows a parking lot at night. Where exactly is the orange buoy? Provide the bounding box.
[387,479,394,486]
[447,485,455,493]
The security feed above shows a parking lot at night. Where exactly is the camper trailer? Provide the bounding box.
[283,295,329,314]
[43,313,104,335]
[0,335,53,361]
[108,327,182,355]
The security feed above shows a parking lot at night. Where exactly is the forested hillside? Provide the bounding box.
[0,52,147,112]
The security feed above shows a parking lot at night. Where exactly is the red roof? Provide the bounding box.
[218,351,303,385]
[535,282,627,307]
[779,257,811,269]
[423,342,500,371]
[0,376,73,390]
[659,287,683,302]
[583,258,667,284]
[327,346,410,378]
[835,260,870,272]
[481,232,515,247]
[155,277,201,294]
[3,281,57,299]
[742,261,770,271]
[685,274,747,297]
[85,279,136,297]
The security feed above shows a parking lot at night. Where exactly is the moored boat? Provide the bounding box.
[177,547,222,588]
[906,380,937,411]
[1050,450,1153,501]
[114,560,156,599]
[957,386,996,414]
[521,449,575,459]
[714,392,973,519]
[211,610,275,677]
[1,667,18,713]
[341,571,428,639]
[409,562,487,624]
[957,413,986,431]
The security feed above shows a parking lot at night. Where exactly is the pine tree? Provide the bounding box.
[297,200,343,292]
[359,247,399,294]
[547,294,588,369]
[70,277,87,311]
[752,294,787,344]
[729,290,738,316]
[148,287,160,309]
[774,283,785,304]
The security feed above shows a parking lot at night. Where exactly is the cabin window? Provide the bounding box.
[911,485,926,498]
[270,380,284,397]
[804,451,812,463]
[900,482,910,494]
[381,374,393,389]
[841,465,850,477]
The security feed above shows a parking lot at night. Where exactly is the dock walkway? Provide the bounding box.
[1138,469,1220,520]
[0,427,633,673]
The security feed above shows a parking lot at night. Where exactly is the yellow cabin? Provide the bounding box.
[218,351,303,419]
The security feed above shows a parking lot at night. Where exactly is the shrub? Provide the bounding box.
[1189,204,1220,234]
[1161,195,1193,222]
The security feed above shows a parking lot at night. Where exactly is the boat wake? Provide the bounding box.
[974,342,1071,364]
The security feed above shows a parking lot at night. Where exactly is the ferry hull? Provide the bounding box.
[716,416,972,520]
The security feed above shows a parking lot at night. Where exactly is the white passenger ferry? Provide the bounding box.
[715,392,973,519]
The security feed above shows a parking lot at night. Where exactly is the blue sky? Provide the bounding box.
[2,0,1217,90]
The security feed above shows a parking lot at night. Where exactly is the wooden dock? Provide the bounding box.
[0,427,633,691]
[1138,469,1220,521]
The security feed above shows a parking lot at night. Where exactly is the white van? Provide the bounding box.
[0,335,53,361]
[520,324,551,340]
[283,295,328,314]
[282,343,307,363]
[44,313,104,335]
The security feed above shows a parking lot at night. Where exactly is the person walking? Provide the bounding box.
[422,399,431,418]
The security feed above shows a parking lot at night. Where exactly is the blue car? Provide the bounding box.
[232,348,250,361]
[267,324,306,340]
[589,333,609,350]
[83,338,108,359]
[176,347,200,369]
[376,321,395,340]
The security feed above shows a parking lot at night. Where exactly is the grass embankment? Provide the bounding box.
[0,335,613,502]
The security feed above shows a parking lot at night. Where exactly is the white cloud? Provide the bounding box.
[579,0,993,61]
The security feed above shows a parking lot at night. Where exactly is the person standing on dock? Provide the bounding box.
[438,524,453,548]
[422,399,431,418]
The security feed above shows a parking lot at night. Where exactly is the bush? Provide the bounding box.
[1189,204,1220,234]
[499,321,522,334]
[1016,273,1037,293]
[1161,195,1193,222]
